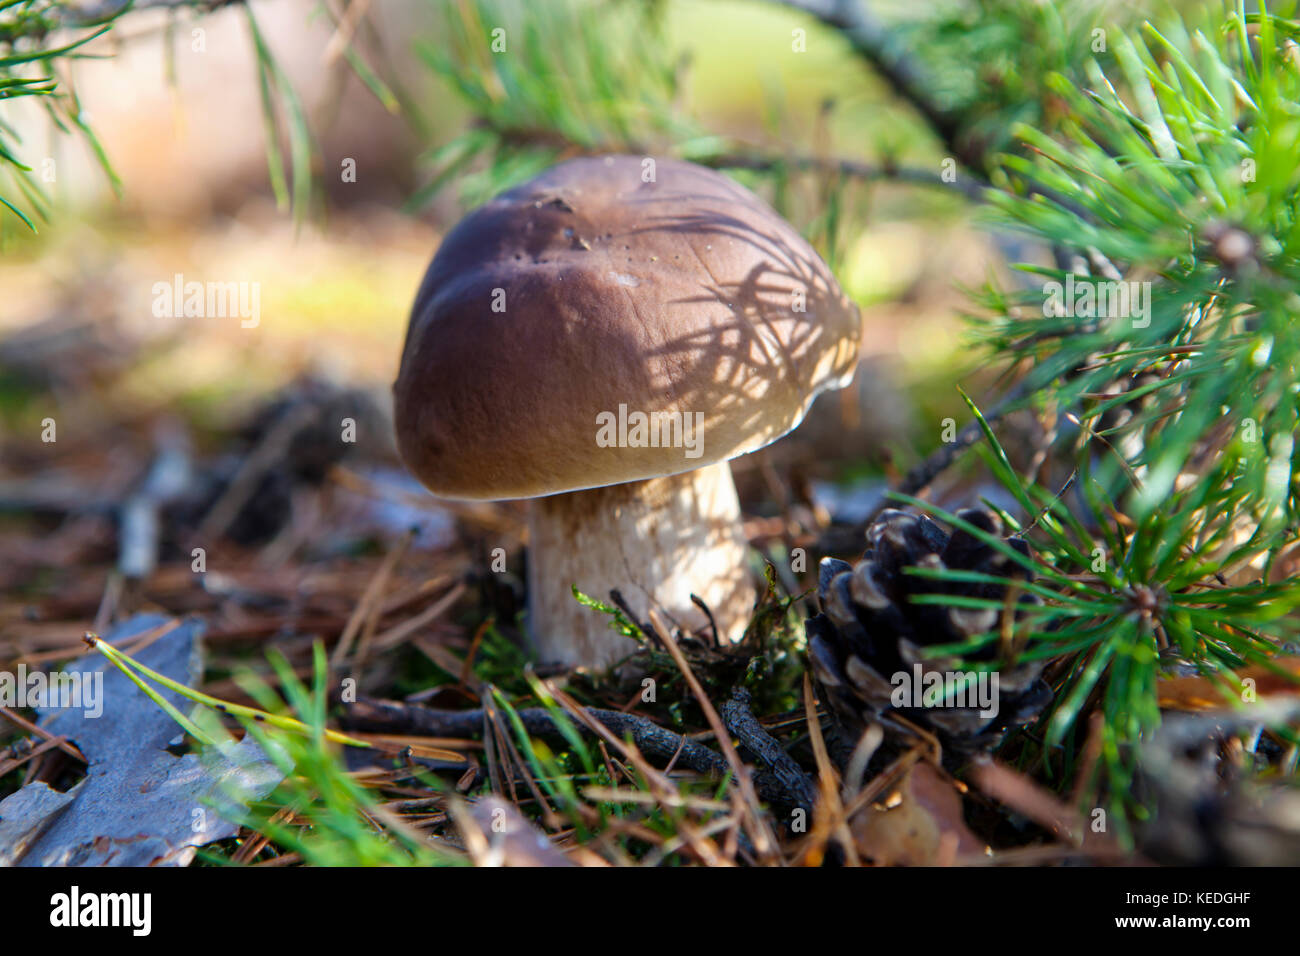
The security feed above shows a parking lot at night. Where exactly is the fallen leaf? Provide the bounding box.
[0,782,76,865]
[2,614,283,867]
[851,763,983,865]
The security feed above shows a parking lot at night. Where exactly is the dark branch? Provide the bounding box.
[860,381,1031,527]
[53,0,243,29]
[769,0,991,178]
[340,694,807,813]
[722,687,818,812]
[703,151,988,201]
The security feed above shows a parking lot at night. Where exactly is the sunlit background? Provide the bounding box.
[0,0,1011,454]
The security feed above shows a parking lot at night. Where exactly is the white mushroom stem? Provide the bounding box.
[526,460,757,669]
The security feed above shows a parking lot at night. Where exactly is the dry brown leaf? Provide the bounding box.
[851,763,983,865]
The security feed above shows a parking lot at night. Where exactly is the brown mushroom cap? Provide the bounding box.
[394,154,861,500]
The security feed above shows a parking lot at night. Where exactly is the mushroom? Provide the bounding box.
[394,155,861,669]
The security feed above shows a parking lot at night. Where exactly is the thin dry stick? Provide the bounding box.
[488,696,561,830]
[117,617,185,660]
[1065,411,1144,491]
[92,572,123,634]
[366,582,466,654]
[351,533,420,671]
[648,609,778,862]
[0,736,67,779]
[581,788,732,813]
[231,805,295,864]
[967,756,1124,856]
[480,704,504,799]
[799,673,859,866]
[343,696,730,777]
[1070,710,1106,809]
[16,616,182,669]
[460,618,492,687]
[596,740,623,793]
[963,843,1134,866]
[321,0,374,64]
[843,723,884,799]
[706,151,988,200]
[331,528,416,667]
[862,382,1031,527]
[54,0,242,27]
[0,706,85,763]
[642,812,751,868]
[772,0,990,176]
[543,681,731,867]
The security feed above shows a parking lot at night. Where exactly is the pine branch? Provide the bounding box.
[52,0,244,28]
[768,0,991,177]
[704,150,988,201]
[469,125,985,197]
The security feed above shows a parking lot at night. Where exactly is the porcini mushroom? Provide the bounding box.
[394,155,861,669]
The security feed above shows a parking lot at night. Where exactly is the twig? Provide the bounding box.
[799,673,859,865]
[541,682,735,865]
[484,694,556,826]
[689,593,720,648]
[331,527,416,669]
[769,0,990,177]
[476,120,987,200]
[320,0,373,66]
[52,0,244,29]
[343,696,728,775]
[0,735,68,779]
[607,588,653,642]
[966,756,1124,857]
[703,151,988,200]
[722,687,818,813]
[766,1,1100,229]
[0,707,86,763]
[364,581,466,655]
[340,694,803,813]
[648,610,778,860]
[860,381,1030,527]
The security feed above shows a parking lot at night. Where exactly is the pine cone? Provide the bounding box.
[808,507,1052,756]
